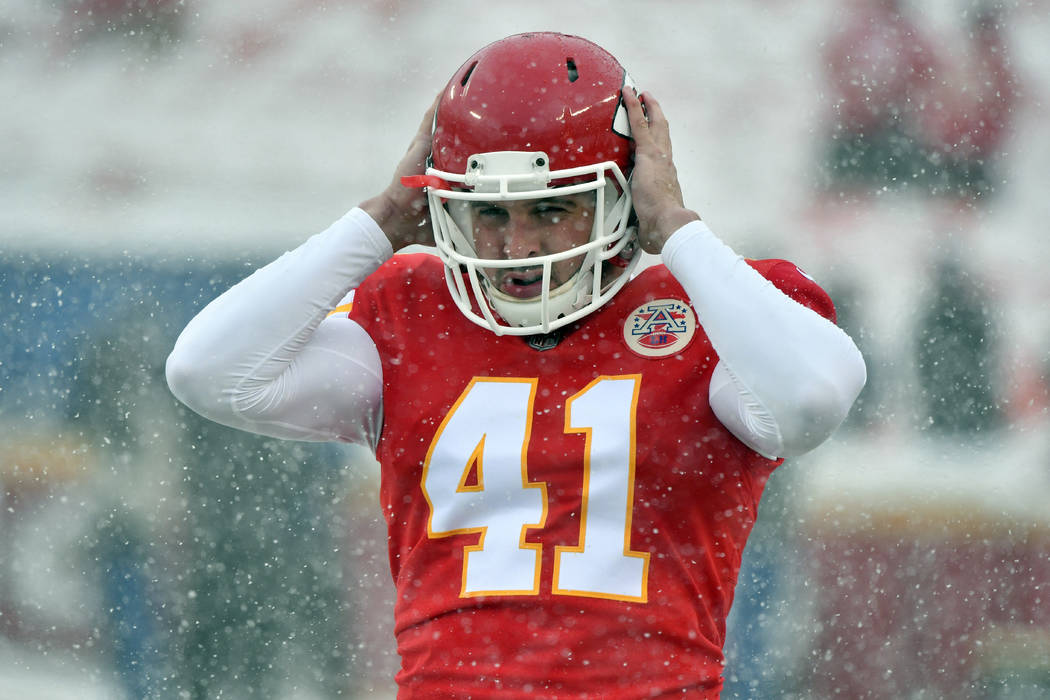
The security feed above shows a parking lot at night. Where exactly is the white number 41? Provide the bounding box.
[422,375,650,602]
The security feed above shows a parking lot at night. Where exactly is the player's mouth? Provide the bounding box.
[497,269,547,299]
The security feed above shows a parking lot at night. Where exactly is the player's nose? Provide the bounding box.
[502,219,544,258]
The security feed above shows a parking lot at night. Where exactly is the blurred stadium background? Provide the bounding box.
[1,0,1048,698]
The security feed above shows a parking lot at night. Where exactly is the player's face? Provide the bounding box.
[470,193,595,299]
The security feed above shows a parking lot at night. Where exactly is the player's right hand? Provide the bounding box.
[361,95,440,251]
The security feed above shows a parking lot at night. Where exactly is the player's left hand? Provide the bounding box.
[623,90,700,253]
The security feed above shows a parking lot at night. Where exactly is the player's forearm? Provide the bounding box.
[662,220,866,457]
[165,208,392,435]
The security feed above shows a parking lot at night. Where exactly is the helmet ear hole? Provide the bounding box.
[460,61,478,87]
[566,58,579,82]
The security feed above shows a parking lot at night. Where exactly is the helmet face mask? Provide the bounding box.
[430,159,637,335]
[425,32,640,336]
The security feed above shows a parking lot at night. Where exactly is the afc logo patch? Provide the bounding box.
[622,298,697,358]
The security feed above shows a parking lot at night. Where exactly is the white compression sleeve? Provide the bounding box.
[662,220,866,458]
[166,207,393,448]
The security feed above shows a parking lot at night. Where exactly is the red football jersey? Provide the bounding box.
[349,254,835,699]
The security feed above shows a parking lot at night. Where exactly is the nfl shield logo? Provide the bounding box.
[623,299,697,358]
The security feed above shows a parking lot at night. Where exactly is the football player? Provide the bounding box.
[167,32,866,699]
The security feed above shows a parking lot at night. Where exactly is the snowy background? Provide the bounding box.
[2,0,1049,698]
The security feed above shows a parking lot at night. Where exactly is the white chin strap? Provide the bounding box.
[426,151,639,336]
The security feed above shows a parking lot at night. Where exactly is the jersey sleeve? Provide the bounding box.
[166,208,391,449]
[662,220,866,459]
[751,258,837,323]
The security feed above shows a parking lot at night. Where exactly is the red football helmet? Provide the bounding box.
[422,32,639,335]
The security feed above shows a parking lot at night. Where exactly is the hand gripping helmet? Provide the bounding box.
[419,32,640,336]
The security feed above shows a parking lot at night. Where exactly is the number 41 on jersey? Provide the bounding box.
[422,375,650,602]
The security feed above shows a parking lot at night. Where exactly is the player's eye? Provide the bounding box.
[533,204,568,220]
[474,206,509,225]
